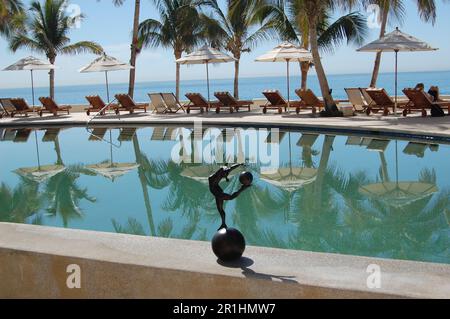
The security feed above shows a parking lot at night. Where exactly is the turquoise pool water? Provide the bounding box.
[0,125,449,264]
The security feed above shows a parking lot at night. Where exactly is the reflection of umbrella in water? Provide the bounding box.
[359,141,438,208]
[85,161,139,182]
[260,132,317,192]
[85,130,139,182]
[14,130,65,183]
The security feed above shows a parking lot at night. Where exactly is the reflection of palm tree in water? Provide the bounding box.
[0,177,41,224]
[130,132,209,239]
[44,135,96,227]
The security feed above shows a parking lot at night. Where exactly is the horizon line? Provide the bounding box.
[1,69,449,91]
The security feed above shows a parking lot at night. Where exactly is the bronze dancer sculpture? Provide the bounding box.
[208,163,252,230]
[208,164,253,262]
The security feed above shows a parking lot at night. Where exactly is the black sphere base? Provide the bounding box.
[212,227,246,262]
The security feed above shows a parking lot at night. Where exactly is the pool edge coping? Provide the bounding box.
[1,222,449,299]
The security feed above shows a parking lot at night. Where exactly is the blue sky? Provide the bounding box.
[1,0,450,89]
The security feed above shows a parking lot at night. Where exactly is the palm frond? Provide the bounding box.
[60,41,103,55]
[318,11,368,54]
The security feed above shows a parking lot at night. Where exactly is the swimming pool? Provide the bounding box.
[0,125,449,264]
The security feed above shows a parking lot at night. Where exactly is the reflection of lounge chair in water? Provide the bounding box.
[403,142,429,158]
[13,129,32,143]
[163,127,177,141]
[118,128,136,142]
[265,131,286,144]
[2,129,16,141]
[88,128,108,141]
[366,139,390,152]
[345,136,363,146]
[296,133,319,147]
[42,128,60,142]
[151,127,166,141]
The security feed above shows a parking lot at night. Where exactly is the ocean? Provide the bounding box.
[1,71,449,105]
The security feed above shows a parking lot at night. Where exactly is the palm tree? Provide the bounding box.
[365,0,439,87]
[0,0,24,37]
[111,0,141,98]
[264,0,367,90]
[202,0,276,99]
[9,0,103,98]
[138,0,206,100]
[294,0,358,116]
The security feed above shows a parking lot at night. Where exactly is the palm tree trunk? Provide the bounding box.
[308,16,339,115]
[49,56,56,99]
[300,61,309,90]
[234,59,240,99]
[369,7,388,87]
[128,0,141,98]
[175,50,182,100]
[313,135,335,210]
[53,136,63,166]
[132,134,156,236]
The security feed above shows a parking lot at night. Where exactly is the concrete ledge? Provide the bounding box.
[0,223,449,298]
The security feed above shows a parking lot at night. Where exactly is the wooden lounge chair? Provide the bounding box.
[114,94,147,114]
[261,90,302,114]
[185,93,221,113]
[0,98,16,118]
[214,91,253,113]
[38,97,71,116]
[148,93,168,114]
[161,93,185,113]
[364,88,401,116]
[402,88,450,117]
[345,88,368,114]
[295,89,324,114]
[9,98,38,117]
[85,95,117,116]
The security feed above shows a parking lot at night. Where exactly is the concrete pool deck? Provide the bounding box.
[1,223,449,299]
[1,108,449,140]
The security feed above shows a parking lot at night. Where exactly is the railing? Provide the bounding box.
[87,98,119,126]
[86,98,121,148]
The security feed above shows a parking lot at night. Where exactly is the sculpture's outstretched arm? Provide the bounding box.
[223,163,244,181]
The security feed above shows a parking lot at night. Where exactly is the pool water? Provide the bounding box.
[0,126,449,264]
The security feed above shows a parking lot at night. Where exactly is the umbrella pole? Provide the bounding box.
[30,70,35,107]
[109,130,113,166]
[206,61,210,107]
[287,60,290,112]
[34,130,41,169]
[105,71,110,103]
[395,140,399,186]
[394,50,398,116]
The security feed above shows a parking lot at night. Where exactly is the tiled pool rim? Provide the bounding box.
[1,223,449,298]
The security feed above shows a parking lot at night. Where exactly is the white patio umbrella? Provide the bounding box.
[357,27,437,115]
[3,56,57,106]
[79,53,134,102]
[255,42,313,109]
[176,46,236,104]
